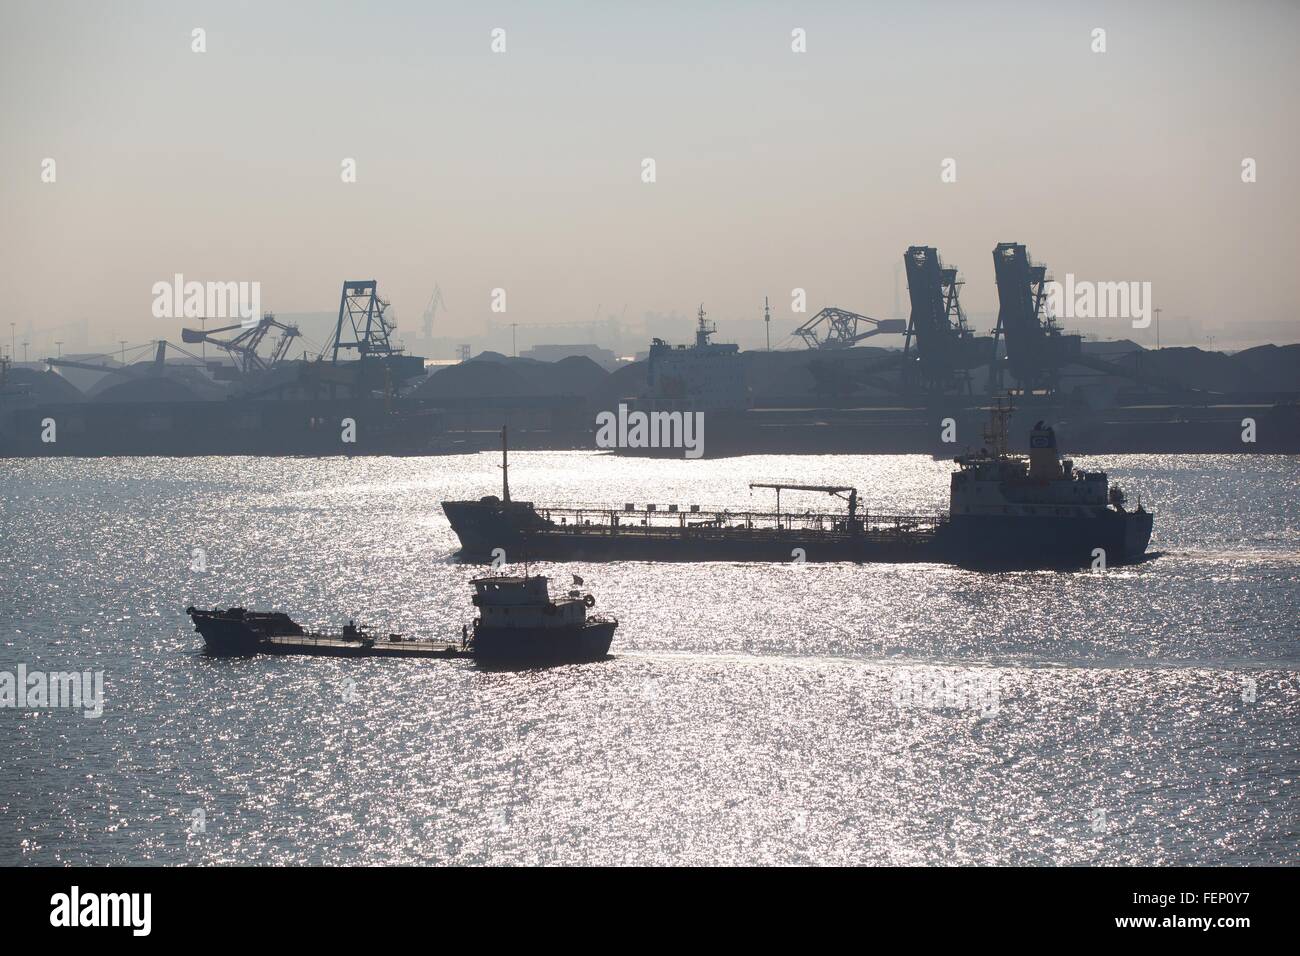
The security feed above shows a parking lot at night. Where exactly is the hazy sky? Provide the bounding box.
[2,0,1297,356]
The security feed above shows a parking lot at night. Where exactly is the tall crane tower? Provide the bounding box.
[901,245,994,396]
[990,243,1082,396]
[422,284,446,339]
[329,280,402,363]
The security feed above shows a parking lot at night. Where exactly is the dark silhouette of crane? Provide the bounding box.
[328,280,402,363]
[902,246,995,396]
[990,243,1082,396]
[795,308,905,349]
[181,312,300,374]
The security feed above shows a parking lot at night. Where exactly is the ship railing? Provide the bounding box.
[265,630,375,648]
[536,505,947,534]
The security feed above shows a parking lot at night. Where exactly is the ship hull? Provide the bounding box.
[936,510,1154,569]
[186,608,295,655]
[443,500,1154,569]
[473,619,616,664]
[441,500,550,556]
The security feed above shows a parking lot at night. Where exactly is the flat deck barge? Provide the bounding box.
[186,606,473,658]
[257,633,470,659]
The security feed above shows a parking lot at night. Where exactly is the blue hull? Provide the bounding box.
[936,510,1154,569]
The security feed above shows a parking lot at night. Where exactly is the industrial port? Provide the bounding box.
[1,245,1296,457]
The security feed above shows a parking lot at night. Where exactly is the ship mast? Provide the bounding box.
[696,304,716,348]
[501,425,510,503]
[982,396,1013,457]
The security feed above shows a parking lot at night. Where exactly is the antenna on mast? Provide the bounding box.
[983,394,1014,458]
[500,425,511,503]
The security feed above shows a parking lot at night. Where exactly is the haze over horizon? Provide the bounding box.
[2,0,1297,358]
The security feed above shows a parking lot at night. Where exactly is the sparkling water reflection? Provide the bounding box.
[1,452,1297,864]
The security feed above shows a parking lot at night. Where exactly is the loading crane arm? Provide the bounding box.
[749,483,860,522]
[181,313,301,374]
[795,308,906,350]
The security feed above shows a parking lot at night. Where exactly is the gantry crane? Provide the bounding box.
[327,280,402,363]
[421,285,446,339]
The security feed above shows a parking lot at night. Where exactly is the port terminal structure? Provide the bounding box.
[794,308,906,350]
[181,313,302,377]
[802,243,1202,405]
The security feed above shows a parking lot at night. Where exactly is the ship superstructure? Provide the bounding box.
[950,403,1122,518]
[644,305,748,411]
[470,573,616,662]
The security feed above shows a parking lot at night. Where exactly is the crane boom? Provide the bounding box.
[181,313,300,374]
[749,483,859,522]
[795,308,905,349]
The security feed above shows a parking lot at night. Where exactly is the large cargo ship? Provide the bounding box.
[442,411,1154,570]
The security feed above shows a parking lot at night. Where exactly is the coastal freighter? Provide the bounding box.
[442,410,1154,569]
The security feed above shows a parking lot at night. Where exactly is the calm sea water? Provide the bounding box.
[1,451,1297,865]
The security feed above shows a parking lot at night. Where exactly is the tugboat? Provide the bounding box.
[469,573,617,664]
[442,409,1154,569]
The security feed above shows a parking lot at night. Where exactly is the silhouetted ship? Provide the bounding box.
[185,606,467,658]
[442,413,1154,570]
[186,573,616,663]
[470,573,616,663]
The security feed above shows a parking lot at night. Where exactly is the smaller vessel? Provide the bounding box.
[470,573,617,664]
[185,573,617,663]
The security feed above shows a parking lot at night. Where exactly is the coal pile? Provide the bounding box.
[4,367,85,403]
[1101,343,1300,394]
[94,377,210,404]
[416,352,609,401]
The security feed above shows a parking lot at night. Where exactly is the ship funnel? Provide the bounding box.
[1028,422,1063,479]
